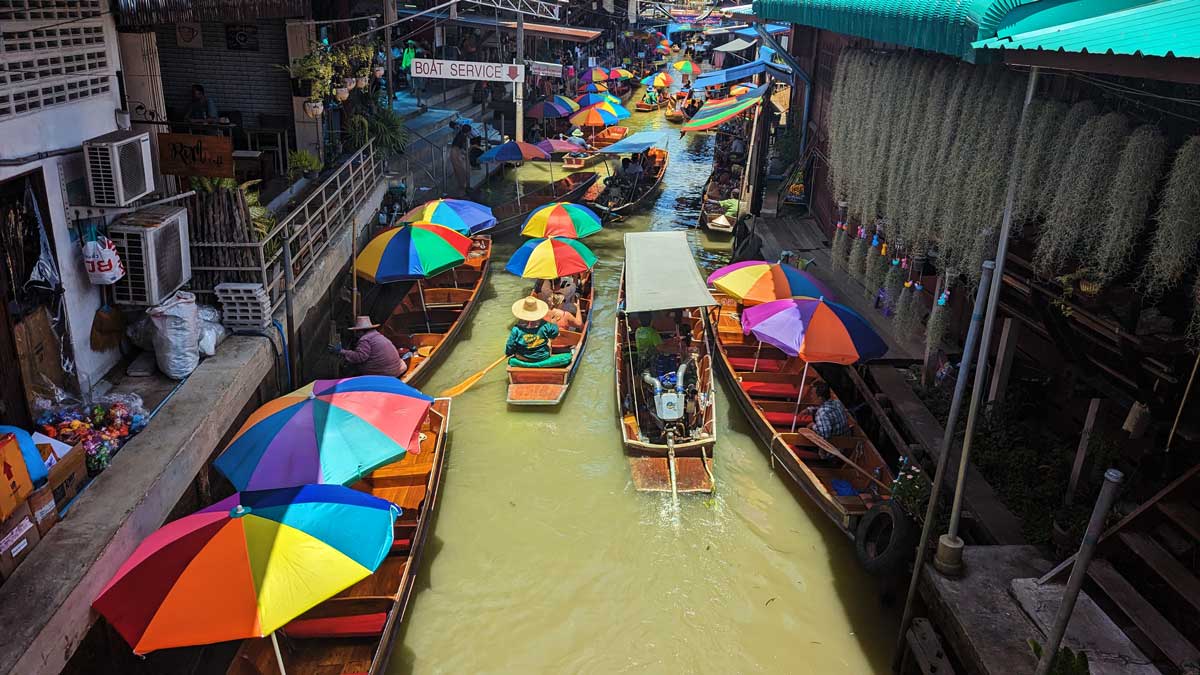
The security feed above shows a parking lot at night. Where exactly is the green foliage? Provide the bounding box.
[864,243,886,300]
[277,45,335,101]
[890,459,932,521]
[362,106,409,157]
[1089,126,1167,287]
[287,149,323,180]
[847,232,867,281]
[1034,113,1130,276]
[830,227,849,272]
[1010,100,1067,232]
[1142,136,1200,297]
[347,114,370,149]
[894,282,920,337]
[189,176,237,192]
[884,261,904,311]
[1029,640,1091,675]
[924,286,949,354]
[1036,101,1098,217]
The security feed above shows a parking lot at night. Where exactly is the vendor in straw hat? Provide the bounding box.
[505,297,559,365]
[331,316,407,378]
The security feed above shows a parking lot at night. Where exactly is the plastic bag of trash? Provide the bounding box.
[148,291,200,380]
[125,315,153,351]
[198,320,227,357]
[198,305,221,324]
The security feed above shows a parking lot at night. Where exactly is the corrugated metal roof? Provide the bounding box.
[751,0,1039,61]
[973,0,1200,58]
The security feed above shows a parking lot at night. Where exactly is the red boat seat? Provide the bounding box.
[728,357,786,372]
[739,381,801,399]
[389,537,412,556]
[763,411,813,428]
[285,612,388,639]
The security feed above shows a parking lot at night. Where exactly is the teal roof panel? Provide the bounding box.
[974,0,1200,58]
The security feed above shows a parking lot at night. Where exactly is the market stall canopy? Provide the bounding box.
[733,24,790,39]
[972,0,1200,59]
[716,38,758,52]
[681,94,764,132]
[597,131,669,154]
[693,50,794,87]
[623,232,716,313]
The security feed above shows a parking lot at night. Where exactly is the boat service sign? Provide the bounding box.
[411,59,524,83]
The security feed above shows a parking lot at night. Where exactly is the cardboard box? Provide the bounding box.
[26,486,58,537]
[0,501,41,581]
[0,434,34,522]
[46,443,87,510]
[12,308,68,414]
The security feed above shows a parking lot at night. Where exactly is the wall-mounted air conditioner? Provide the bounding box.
[107,206,191,306]
[83,130,155,207]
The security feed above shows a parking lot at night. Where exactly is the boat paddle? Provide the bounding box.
[440,355,507,397]
[797,428,892,493]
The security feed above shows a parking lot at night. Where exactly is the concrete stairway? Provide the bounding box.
[392,82,503,201]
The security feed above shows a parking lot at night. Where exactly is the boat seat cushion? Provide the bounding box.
[389,537,412,555]
[284,612,388,639]
[509,353,572,368]
[739,381,801,398]
[764,411,813,428]
[728,357,786,372]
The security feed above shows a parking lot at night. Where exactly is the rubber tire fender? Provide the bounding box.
[854,500,917,576]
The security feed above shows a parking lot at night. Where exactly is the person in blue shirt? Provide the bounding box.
[506,297,559,365]
[186,84,218,121]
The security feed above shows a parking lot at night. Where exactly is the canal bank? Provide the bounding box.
[387,107,898,672]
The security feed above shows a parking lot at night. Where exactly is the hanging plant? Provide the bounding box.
[846,53,891,221]
[1036,101,1098,217]
[1010,100,1067,232]
[858,55,904,224]
[884,259,905,311]
[886,59,935,239]
[905,62,957,245]
[827,50,862,202]
[830,222,850,272]
[1188,279,1200,349]
[1034,113,1130,277]
[920,63,973,249]
[847,227,868,280]
[895,280,921,337]
[864,234,887,300]
[1088,126,1167,287]
[1143,136,1200,297]
[925,281,951,354]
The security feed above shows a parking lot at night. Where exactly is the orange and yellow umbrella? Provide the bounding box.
[570,105,619,128]
[608,68,635,80]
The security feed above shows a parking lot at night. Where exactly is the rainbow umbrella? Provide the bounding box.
[93,484,397,670]
[549,94,580,112]
[570,105,619,128]
[526,100,573,119]
[537,139,581,154]
[478,140,551,163]
[673,60,701,75]
[608,68,635,80]
[741,297,887,430]
[730,84,751,96]
[575,92,612,108]
[578,81,609,93]
[682,96,761,132]
[400,198,495,235]
[356,222,471,283]
[655,45,671,55]
[602,93,623,105]
[214,376,434,491]
[641,72,674,88]
[581,67,610,82]
[708,260,836,305]
[505,236,598,279]
[594,101,632,120]
[659,40,672,48]
[520,202,602,239]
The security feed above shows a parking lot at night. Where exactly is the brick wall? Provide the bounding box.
[155,20,294,130]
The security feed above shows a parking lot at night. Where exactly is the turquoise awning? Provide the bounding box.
[751,0,1039,61]
[973,0,1200,59]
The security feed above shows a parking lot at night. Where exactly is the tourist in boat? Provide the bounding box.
[557,274,580,312]
[506,297,561,366]
[806,381,850,445]
[626,153,645,182]
[546,293,582,331]
[333,316,407,378]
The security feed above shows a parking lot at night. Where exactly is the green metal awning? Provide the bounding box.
[751,0,1039,61]
[973,0,1200,59]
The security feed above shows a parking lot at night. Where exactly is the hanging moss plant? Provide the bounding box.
[1143,136,1200,297]
[1037,101,1098,217]
[1010,100,1067,232]
[847,229,868,280]
[830,226,850,272]
[888,59,936,243]
[908,63,961,246]
[864,237,886,300]
[827,50,864,202]
[1034,113,1130,277]
[843,52,885,221]
[895,281,919,337]
[1089,126,1167,288]
[1189,279,1200,349]
[884,260,905,311]
[925,281,951,354]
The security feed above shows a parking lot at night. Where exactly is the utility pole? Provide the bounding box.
[383,0,396,108]
[515,12,525,142]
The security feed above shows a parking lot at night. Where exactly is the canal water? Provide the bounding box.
[390,106,897,674]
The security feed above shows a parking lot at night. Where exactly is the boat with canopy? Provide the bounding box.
[584,132,670,216]
[615,232,718,495]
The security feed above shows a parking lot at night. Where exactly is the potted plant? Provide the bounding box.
[335,86,350,102]
[288,149,323,180]
[303,99,324,118]
[355,67,371,90]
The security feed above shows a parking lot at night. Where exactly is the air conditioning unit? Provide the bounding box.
[83,130,155,207]
[108,206,191,306]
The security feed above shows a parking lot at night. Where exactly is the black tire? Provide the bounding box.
[855,501,917,576]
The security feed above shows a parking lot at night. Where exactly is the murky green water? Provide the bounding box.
[390,109,896,674]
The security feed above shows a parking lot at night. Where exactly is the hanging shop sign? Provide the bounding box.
[529,60,562,78]
[225,23,259,51]
[410,58,524,83]
[157,133,234,178]
[176,22,203,49]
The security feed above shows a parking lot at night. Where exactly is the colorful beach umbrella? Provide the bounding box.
[659,40,672,48]
[655,45,671,55]
[520,202,602,239]
[355,222,471,283]
[593,101,632,120]
[581,67,610,83]
[641,72,674,88]
[707,260,836,305]
[478,140,551,163]
[608,68,635,80]
[575,92,612,108]
[527,100,573,119]
[93,484,397,657]
[673,60,701,75]
[505,236,598,279]
[400,198,495,235]
[578,81,609,93]
[548,94,581,111]
[214,376,434,491]
[570,105,619,128]
[537,139,581,154]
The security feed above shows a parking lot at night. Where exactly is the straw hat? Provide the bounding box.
[571,128,584,138]
[511,297,549,322]
[348,315,380,331]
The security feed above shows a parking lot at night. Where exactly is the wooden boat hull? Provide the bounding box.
[590,126,630,149]
[587,148,668,216]
[492,171,599,234]
[562,153,602,170]
[663,109,685,123]
[226,398,452,675]
[506,281,595,406]
[707,294,894,535]
[615,267,717,494]
[634,99,667,112]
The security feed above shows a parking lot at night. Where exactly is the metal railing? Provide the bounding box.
[189,140,384,312]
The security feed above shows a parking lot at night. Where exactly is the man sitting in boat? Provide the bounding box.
[806,381,851,453]
[626,153,645,183]
[564,128,593,157]
[332,316,408,378]
[506,297,571,368]
[642,88,659,106]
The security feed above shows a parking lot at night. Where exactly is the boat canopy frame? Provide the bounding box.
[623,232,716,313]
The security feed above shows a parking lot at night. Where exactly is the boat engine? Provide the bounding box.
[642,357,696,439]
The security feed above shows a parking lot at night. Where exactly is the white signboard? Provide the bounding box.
[530,60,562,78]
[410,58,524,83]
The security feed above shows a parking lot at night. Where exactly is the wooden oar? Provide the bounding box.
[797,428,892,493]
[440,355,507,397]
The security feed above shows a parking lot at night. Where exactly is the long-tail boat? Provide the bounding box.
[492,171,599,234]
[615,232,718,494]
[226,397,452,675]
[506,278,596,406]
[586,132,670,217]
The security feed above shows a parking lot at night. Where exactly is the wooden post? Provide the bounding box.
[1066,398,1102,505]
[987,317,1021,404]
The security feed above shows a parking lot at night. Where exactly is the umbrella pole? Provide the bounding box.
[790,361,809,433]
[271,631,288,675]
[418,279,431,332]
[751,341,762,372]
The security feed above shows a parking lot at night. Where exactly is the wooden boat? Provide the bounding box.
[226,397,452,675]
[634,96,668,112]
[587,146,668,216]
[562,152,602,170]
[663,107,685,123]
[491,171,599,234]
[616,232,718,494]
[696,182,734,234]
[360,236,490,388]
[506,277,595,405]
[589,125,630,149]
[707,292,898,541]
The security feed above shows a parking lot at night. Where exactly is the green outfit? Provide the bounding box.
[635,326,662,371]
[506,321,560,364]
[402,47,415,70]
[719,198,739,218]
